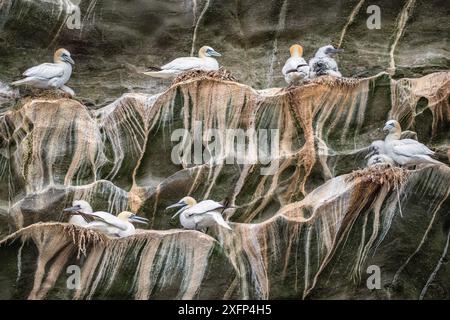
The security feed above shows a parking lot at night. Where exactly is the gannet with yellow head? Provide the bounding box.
[12,48,75,96]
[382,120,443,167]
[144,46,221,79]
[166,196,232,231]
[282,44,310,85]
[63,203,149,237]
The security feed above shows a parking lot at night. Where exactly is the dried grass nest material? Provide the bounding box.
[19,88,70,99]
[171,67,238,85]
[311,75,360,87]
[347,165,410,186]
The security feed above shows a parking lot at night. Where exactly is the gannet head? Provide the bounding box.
[117,211,149,225]
[54,48,75,65]
[63,200,93,214]
[383,120,401,135]
[199,46,221,58]
[316,45,343,58]
[166,196,197,219]
[289,44,303,57]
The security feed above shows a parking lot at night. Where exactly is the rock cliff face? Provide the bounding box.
[0,0,449,300]
[0,0,448,106]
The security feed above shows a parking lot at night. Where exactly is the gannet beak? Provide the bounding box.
[331,48,344,54]
[383,125,390,134]
[209,50,222,57]
[166,202,185,210]
[166,201,188,219]
[63,205,81,212]
[130,215,149,225]
[65,56,75,65]
[171,207,186,220]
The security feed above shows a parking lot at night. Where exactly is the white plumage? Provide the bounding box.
[309,45,343,79]
[382,120,443,167]
[12,48,75,96]
[282,44,310,85]
[166,196,232,231]
[144,46,221,79]
[64,201,149,238]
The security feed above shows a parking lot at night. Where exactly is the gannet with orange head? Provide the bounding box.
[166,196,232,231]
[144,46,221,79]
[12,48,75,96]
[282,44,310,85]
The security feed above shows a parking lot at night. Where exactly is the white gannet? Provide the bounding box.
[383,120,443,167]
[166,196,232,231]
[12,48,75,96]
[64,205,149,237]
[63,200,93,227]
[309,45,343,79]
[282,44,310,86]
[144,46,221,79]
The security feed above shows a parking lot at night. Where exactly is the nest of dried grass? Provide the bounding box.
[311,75,360,88]
[19,88,70,99]
[347,165,410,186]
[171,67,238,85]
[63,224,110,258]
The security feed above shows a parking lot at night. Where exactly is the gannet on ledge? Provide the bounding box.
[382,120,444,167]
[144,46,221,79]
[282,44,310,86]
[64,202,149,238]
[166,196,232,231]
[309,45,343,79]
[12,48,75,96]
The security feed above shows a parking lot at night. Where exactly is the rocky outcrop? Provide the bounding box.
[0,71,449,299]
[0,0,449,106]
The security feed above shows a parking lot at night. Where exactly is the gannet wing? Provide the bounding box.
[88,211,128,231]
[161,57,205,71]
[209,212,232,230]
[23,63,64,79]
[184,200,224,216]
[282,57,308,76]
[392,139,435,157]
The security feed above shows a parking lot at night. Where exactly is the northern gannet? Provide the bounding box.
[12,48,75,96]
[144,46,221,79]
[282,44,310,86]
[166,196,232,231]
[309,45,343,78]
[64,204,149,237]
[383,120,443,167]
[64,200,93,227]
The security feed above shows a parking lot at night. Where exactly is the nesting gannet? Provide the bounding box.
[64,205,149,237]
[144,46,221,79]
[383,120,443,167]
[166,196,232,231]
[12,48,75,96]
[63,200,93,227]
[309,45,343,78]
[282,44,310,86]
